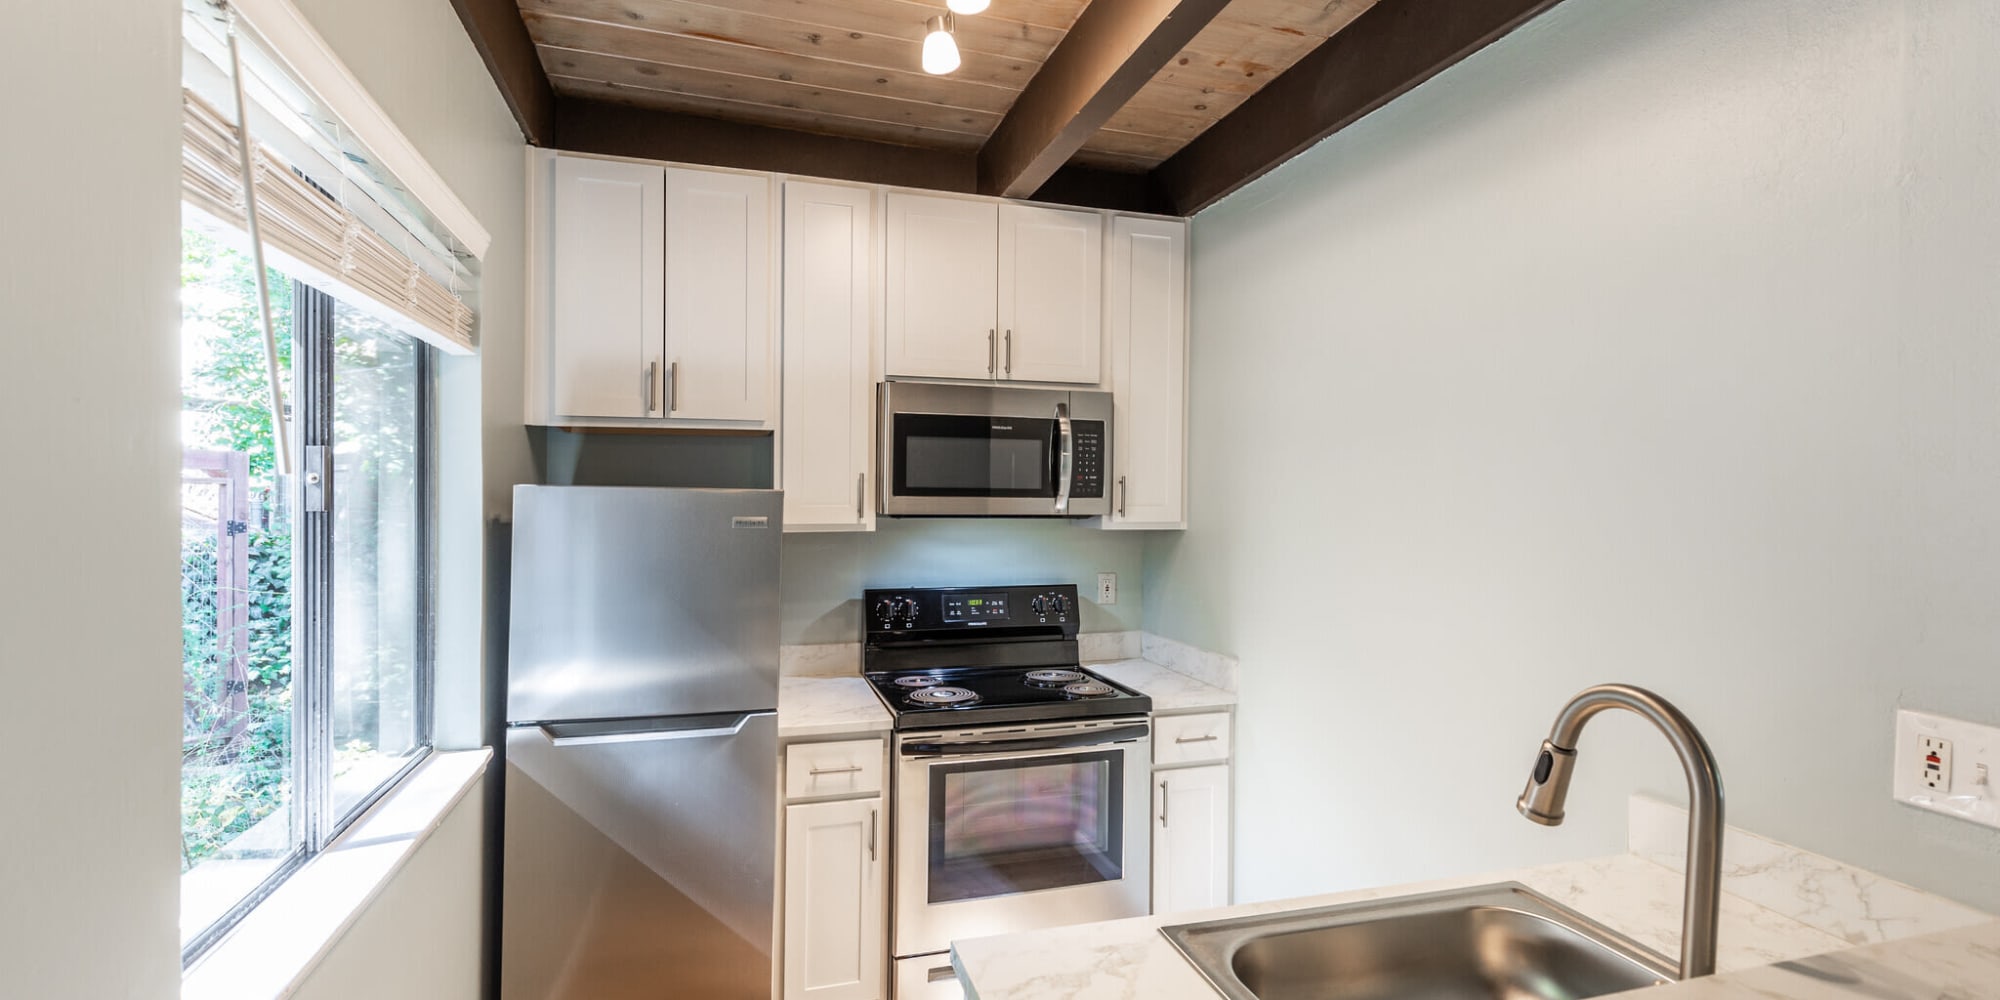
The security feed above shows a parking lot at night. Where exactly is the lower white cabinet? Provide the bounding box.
[784,796,886,1000]
[1153,763,1231,916]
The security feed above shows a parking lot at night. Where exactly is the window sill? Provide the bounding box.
[181,748,492,1000]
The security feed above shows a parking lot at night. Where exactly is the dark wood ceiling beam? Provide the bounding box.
[448,0,557,145]
[1154,0,1570,215]
[553,97,1166,213]
[977,0,1233,200]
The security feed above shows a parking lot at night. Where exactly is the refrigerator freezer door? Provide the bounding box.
[502,712,779,1000]
[507,486,780,723]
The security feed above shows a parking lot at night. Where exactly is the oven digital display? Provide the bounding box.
[942,593,1010,622]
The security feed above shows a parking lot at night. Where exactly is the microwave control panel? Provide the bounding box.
[1070,420,1105,499]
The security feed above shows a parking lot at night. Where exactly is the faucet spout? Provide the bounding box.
[1516,684,1725,980]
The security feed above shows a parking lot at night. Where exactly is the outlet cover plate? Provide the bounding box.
[1893,709,2000,830]
[1097,572,1117,605]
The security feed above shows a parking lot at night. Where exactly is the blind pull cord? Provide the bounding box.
[225,6,294,477]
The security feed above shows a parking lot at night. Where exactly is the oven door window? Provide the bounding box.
[927,749,1124,904]
[894,413,1056,498]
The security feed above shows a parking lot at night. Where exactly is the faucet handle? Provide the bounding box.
[1518,739,1578,826]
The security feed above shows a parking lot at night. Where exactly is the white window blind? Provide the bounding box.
[181,87,475,353]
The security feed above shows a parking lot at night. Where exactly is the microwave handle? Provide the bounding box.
[1053,401,1073,514]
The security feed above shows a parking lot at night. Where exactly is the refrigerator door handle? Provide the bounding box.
[539,711,774,747]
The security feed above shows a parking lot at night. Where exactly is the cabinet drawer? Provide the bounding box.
[786,739,885,800]
[1153,712,1231,766]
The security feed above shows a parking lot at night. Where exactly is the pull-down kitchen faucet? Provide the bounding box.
[1517,684,1725,979]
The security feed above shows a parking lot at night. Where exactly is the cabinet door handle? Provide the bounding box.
[667,360,679,413]
[1175,734,1218,744]
[987,329,996,376]
[1118,475,1128,518]
[856,472,866,521]
[1004,328,1013,376]
[644,360,658,413]
[809,765,863,776]
[1159,779,1169,827]
[868,807,879,862]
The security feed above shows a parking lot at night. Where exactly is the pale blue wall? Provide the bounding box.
[1145,0,2000,912]
[528,431,1148,644]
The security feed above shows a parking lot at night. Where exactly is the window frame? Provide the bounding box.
[180,271,438,966]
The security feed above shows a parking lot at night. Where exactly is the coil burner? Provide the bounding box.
[907,686,980,707]
[1061,680,1117,699]
[893,676,943,689]
[1024,669,1087,688]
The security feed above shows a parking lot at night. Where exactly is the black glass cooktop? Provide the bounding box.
[865,665,1151,730]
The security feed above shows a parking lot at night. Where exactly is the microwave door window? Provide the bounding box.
[895,414,1055,497]
[927,750,1124,904]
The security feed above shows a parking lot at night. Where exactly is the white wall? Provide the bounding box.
[1146,0,2000,911]
[291,776,487,1000]
[0,1,183,997]
[279,0,525,991]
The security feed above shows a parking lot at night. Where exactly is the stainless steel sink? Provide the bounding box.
[1160,883,1675,1000]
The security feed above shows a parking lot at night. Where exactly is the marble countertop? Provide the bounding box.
[1631,919,2000,998]
[954,855,1869,1000]
[1085,658,1236,715]
[776,675,891,740]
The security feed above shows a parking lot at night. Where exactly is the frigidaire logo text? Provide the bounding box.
[991,424,1013,430]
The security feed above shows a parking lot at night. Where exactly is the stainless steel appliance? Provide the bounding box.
[877,381,1112,518]
[864,584,1152,988]
[502,485,781,1000]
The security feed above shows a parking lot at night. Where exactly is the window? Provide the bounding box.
[178,225,433,961]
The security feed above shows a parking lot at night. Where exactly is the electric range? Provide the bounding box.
[862,583,1151,727]
[864,583,1155,981]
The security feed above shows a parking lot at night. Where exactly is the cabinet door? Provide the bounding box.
[664,167,773,422]
[1154,764,1229,916]
[998,204,1103,384]
[885,193,998,380]
[1104,216,1188,528]
[549,156,663,419]
[784,798,885,1000]
[782,182,875,531]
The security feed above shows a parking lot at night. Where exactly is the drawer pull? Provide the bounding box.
[809,764,864,776]
[1175,734,1219,744]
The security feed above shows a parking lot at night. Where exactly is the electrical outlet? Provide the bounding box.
[1097,572,1117,605]
[1893,709,2000,830]
[1920,735,1953,790]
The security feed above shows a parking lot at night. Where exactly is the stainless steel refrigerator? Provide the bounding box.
[501,485,781,1000]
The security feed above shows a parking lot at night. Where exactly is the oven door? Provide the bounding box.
[893,718,1151,958]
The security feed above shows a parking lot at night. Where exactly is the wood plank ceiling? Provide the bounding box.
[456,0,1573,213]
[518,0,1377,174]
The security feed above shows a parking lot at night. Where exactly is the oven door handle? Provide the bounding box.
[902,724,1149,756]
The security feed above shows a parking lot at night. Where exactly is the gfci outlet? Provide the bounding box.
[1893,709,2000,830]
[1920,736,1952,790]
[1097,572,1117,605]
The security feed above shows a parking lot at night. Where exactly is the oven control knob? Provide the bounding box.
[874,599,900,626]
[897,598,921,624]
[1030,596,1045,615]
[1051,593,1072,616]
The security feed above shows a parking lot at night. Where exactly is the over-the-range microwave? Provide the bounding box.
[877,381,1111,517]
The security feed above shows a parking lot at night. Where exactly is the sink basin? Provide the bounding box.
[1160,883,1675,1000]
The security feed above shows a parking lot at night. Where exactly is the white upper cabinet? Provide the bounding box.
[1104,216,1188,529]
[998,204,1103,384]
[664,167,773,422]
[548,155,663,420]
[885,193,999,381]
[530,154,774,428]
[782,181,876,532]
